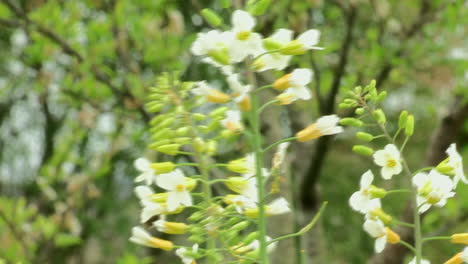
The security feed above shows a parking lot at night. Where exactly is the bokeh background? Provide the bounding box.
[0,0,467,263]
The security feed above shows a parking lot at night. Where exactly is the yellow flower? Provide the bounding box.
[452,233,468,245]
[129,227,174,251]
[296,115,343,142]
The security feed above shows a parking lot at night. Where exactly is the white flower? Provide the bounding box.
[412,170,455,213]
[134,158,157,185]
[408,257,430,264]
[462,247,468,262]
[227,73,252,103]
[349,170,379,213]
[266,197,291,215]
[221,110,244,131]
[129,227,173,251]
[231,194,258,213]
[248,236,277,253]
[364,199,383,220]
[296,114,344,142]
[191,30,234,66]
[156,169,193,212]
[192,81,230,103]
[229,10,263,62]
[272,142,290,169]
[446,143,467,187]
[176,244,199,264]
[363,219,388,253]
[274,68,313,102]
[373,144,403,180]
[254,29,293,72]
[135,186,169,222]
[296,29,322,51]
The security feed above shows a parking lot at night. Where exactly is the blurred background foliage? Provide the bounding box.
[0,0,467,263]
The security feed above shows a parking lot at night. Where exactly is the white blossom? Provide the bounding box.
[229,10,263,62]
[134,158,157,185]
[221,110,244,131]
[373,144,402,180]
[176,244,199,264]
[446,143,467,187]
[412,170,455,213]
[156,169,193,211]
[254,29,293,72]
[349,170,378,213]
[363,219,388,253]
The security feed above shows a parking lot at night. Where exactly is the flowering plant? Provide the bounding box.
[344,82,468,264]
[129,3,338,263]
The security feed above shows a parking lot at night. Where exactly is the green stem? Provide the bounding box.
[386,189,412,195]
[268,202,327,244]
[253,84,273,94]
[262,137,298,153]
[422,236,451,243]
[257,99,279,115]
[399,240,416,254]
[247,69,269,264]
[177,163,199,167]
[392,219,415,228]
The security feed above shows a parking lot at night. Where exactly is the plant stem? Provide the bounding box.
[422,236,451,243]
[399,240,416,254]
[257,99,279,115]
[386,189,412,195]
[262,137,298,153]
[392,219,415,228]
[247,69,269,264]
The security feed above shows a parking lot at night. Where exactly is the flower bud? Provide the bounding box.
[356,132,373,142]
[398,110,408,129]
[192,113,206,121]
[355,108,365,115]
[201,8,223,27]
[152,128,172,140]
[370,208,392,224]
[368,185,387,198]
[149,193,168,203]
[206,140,218,156]
[385,227,400,244]
[224,177,248,193]
[238,97,252,111]
[207,49,230,65]
[352,145,374,156]
[154,220,189,235]
[451,233,468,245]
[405,115,414,136]
[263,38,283,50]
[373,109,386,124]
[273,74,292,91]
[155,144,181,155]
[193,137,206,153]
[376,91,387,103]
[248,0,271,15]
[436,159,455,176]
[339,118,363,127]
[444,253,463,264]
[227,158,249,174]
[188,235,205,244]
[276,93,294,105]
[280,40,306,55]
[146,102,164,112]
[149,139,171,149]
[206,89,231,103]
[173,137,191,144]
[188,212,204,222]
[150,162,175,173]
[231,221,249,231]
[176,127,190,136]
[210,106,229,117]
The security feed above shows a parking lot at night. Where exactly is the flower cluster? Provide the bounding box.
[129,6,343,263]
[343,82,467,263]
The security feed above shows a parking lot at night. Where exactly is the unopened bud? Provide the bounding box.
[376,91,387,103]
[405,115,414,136]
[280,40,306,55]
[352,145,374,156]
[356,132,374,142]
[247,0,271,15]
[263,38,283,50]
[339,118,363,127]
[155,144,181,155]
[398,110,408,129]
[150,162,175,173]
[368,185,387,198]
[373,109,386,124]
[201,8,223,27]
[231,221,249,231]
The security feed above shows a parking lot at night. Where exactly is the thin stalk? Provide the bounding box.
[399,240,416,254]
[253,84,273,94]
[392,219,415,228]
[262,137,298,153]
[257,99,279,115]
[386,189,412,195]
[247,69,269,263]
[422,236,451,243]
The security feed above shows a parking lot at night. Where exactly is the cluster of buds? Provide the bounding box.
[343,82,467,263]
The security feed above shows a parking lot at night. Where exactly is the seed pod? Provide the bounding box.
[398,111,408,129]
[356,132,373,142]
[339,118,363,127]
[373,109,386,124]
[405,115,414,136]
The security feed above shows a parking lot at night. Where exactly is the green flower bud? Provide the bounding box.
[368,185,387,199]
[206,140,218,156]
[356,132,374,142]
[210,106,229,117]
[371,208,392,224]
[150,114,168,126]
[150,162,176,173]
[373,109,386,124]
[192,113,206,121]
[376,91,387,103]
[188,235,205,244]
[355,108,365,115]
[263,38,283,50]
[247,0,271,15]
[339,103,351,109]
[156,144,181,155]
[176,127,190,136]
[225,217,241,227]
[149,139,171,149]
[208,49,230,65]
[156,117,176,129]
[231,221,249,231]
[339,118,363,127]
[243,232,259,245]
[352,145,374,156]
[188,212,204,222]
[224,177,248,193]
[193,137,206,153]
[221,129,236,138]
[201,8,223,27]
[146,102,164,112]
[405,115,414,136]
[436,159,454,176]
[220,0,231,8]
[173,137,191,144]
[354,86,362,94]
[398,110,408,129]
[279,40,306,55]
[152,128,172,140]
